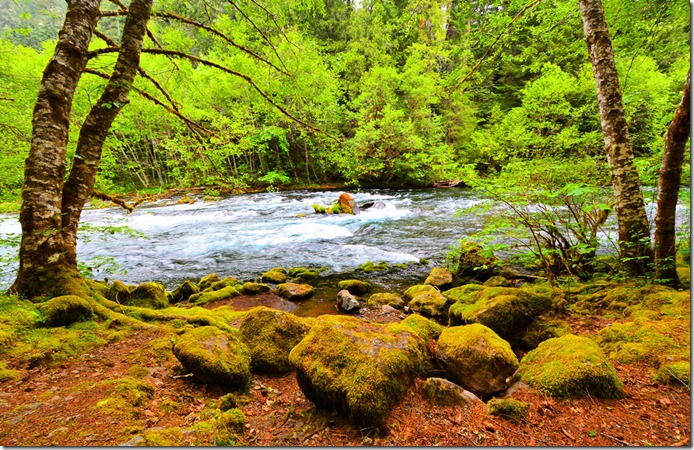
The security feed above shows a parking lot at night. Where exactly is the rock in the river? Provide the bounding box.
[336,289,361,312]
[170,280,199,303]
[198,273,221,290]
[241,282,271,295]
[422,378,482,407]
[367,293,406,309]
[38,295,93,327]
[337,279,371,295]
[172,326,251,389]
[276,282,314,300]
[238,306,310,374]
[514,334,624,399]
[435,324,518,398]
[261,269,288,284]
[288,315,430,426]
[424,267,453,290]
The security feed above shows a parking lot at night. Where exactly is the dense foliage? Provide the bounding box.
[0,0,689,200]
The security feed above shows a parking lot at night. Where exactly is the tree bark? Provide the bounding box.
[62,0,154,259]
[10,0,101,298]
[654,69,690,287]
[577,0,653,276]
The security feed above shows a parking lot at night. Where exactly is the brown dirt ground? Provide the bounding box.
[0,304,690,446]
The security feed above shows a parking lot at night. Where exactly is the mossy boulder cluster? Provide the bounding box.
[107,281,169,309]
[37,295,93,327]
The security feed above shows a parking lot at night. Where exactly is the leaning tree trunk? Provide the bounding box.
[62,0,154,259]
[577,0,653,276]
[9,0,102,299]
[654,69,691,287]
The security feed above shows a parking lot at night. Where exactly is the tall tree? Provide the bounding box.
[654,69,691,287]
[577,0,653,276]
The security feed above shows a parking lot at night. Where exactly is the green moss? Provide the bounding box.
[403,284,439,301]
[0,368,20,382]
[126,364,151,379]
[210,277,240,291]
[107,280,135,302]
[218,408,246,437]
[241,282,271,295]
[218,393,239,411]
[189,285,241,305]
[312,204,327,214]
[367,293,405,309]
[520,316,572,349]
[37,295,93,327]
[143,427,186,446]
[483,276,511,287]
[407,291,450,320]
[676,267,690,288]
[124,282,169,309]
[9,324,107,367]
[288,315,429,426]
[238,306,310,374]
[516,334,624,399]
[389,313,442,341]
[95,377,155,418]
[441,284,485,303]
[170,280,200,303]
[288,267,310,277]
[261,270,288,284]
[487,398,530,421]
[356,261,390,273]
[653,361,690,387]
[172,326,251,389]
[198,273,221,290]
[424,267,453,288]
[276,283,314,300]
[337,279,372,295]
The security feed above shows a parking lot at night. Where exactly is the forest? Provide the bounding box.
[0,0,691,446]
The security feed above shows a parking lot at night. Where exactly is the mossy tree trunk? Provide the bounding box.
[654,69,690,287]
[10,0,153,299]
[577,0,653,276]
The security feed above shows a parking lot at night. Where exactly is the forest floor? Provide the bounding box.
[0,290,690,447]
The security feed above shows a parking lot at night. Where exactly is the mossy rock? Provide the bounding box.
[422,377,481,407]
[107,280,135,302]
[337,279,372,295]
[238,306,310,374]
[170,280,200,303]
[653,360,690,387]
[217,408,246,442]
[198,273,221,290]
[436,324,518,398]
[210,277,240,291]
[447,286,552,344]
[367,293,405,309]
[356,261,389,273]
[288,267,310,277]
[261,270,288,284]
[441,284,486,303]
[520,316,572,350]
[398,314,443,341]
[172,326,251,389]
[241,282,271,295]
[288,315,430,426]
[124,282,168,309]
[451,241,499,281]
[403,284,439,301]
[189,285,241,305]
[483,276,511,287]
[487,398,530,422]
[676,266,690,288]
[37,295,93,327]
[407,291,450,321]
[515,334,624,399]
[276,283,314,300]
[424,267,453,290]
[293,270,320,283]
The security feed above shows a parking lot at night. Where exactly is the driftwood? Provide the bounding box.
[433,179,466,188]
[91,189,144,212]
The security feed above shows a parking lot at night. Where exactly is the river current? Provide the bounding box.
[0,188,689,293]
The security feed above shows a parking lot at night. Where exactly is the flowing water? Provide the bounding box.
[0,188,689,311]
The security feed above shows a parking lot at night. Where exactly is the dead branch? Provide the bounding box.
[599,432,634,446]
[91,189,138,212]
[94,29,118,47]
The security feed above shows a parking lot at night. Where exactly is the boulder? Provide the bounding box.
[435,324,518,398]
[210,277,240,291]
[403,284,439,301]
[198,273,221,290]
[288,315,430,426]
[407,291,450,321]
[337,290,361,312]
[399,314,443,341]
[38,295,93,327]
[241,282,271,295]
[338,192,359,215]
[337,279,372,295]
[367,293,406,309]
[487,398,530,422]
[446,286,552,344]
[189,285,241,305]
[424,267,453,290]
[107,280,135,302]
[422,378,482,407]
[238,307,310,374]
[170,280,199,303]
[126,282,169,309]
[261,270,288,284]
[277,283,314,300]
[514,334,624,399]
[451,241,499,281]
[172,326,251,389]
[483,276,511,287]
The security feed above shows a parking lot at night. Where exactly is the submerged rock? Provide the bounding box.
[276,283,314,300]
[172,326,251,389]
[515,334,624,399]
[336,290,360,312]
[288,315,430,426]
[435,324,518,398]
[38,295,93,327]
[238,306,310,374]
[422,378,482,407]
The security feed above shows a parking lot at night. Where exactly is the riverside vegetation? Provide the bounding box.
[0,0,690,446]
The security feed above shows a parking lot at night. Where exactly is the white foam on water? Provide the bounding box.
[251,223,353,246]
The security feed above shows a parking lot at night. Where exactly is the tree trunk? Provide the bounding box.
[654,69,691,287]
[577,0,653,276]
[62,0,153,259]
[10,0,102,298]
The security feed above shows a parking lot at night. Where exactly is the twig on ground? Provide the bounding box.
[600,432,634,446]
